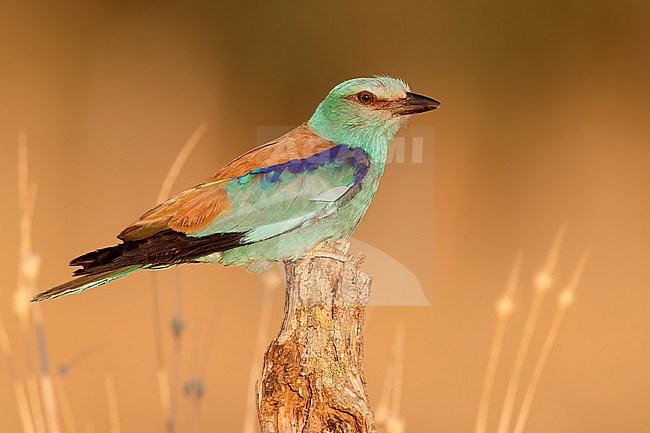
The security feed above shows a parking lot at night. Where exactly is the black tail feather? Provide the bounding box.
[33,229,247,302]
[70,229,245,276]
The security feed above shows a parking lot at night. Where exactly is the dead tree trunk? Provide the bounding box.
[257,239,375,433]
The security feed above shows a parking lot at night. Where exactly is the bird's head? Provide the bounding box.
[308,76,440,146]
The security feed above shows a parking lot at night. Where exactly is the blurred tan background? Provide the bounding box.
[1,1,649,432]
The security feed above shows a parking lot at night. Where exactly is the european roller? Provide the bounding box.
[33,76,440,302]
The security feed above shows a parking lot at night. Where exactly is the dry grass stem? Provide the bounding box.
[32,306,62,433]
[27,376,47,433]
[376,323,407,432]
[392,324,406,414]
[475,252,523,433]
[16,131,47,433]
[156,123,208,205]
[183,324,203,433]
[375,333,395,426]
[150,124,206,433]
[196,304,221,378]
[388,323,406,433]
[182,305,221,431]
[512,247,591,433]
[183,301,220,433]
[105,373,122,433]
[16,131,63,433]
[53,372,78,433]
[244,268,281,433]
[151,274,173,433]
[13,378,36,433]
[169,279,185,433]
[496,225,566,433]
[16,129,38,324]
[0,312,35,433]
[37,363,61,433]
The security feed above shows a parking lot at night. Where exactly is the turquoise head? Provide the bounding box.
[308,76,440,149]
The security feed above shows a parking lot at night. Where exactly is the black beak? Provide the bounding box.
[391,92,441,116]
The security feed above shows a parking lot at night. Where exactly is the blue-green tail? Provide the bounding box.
[31,266,141,302]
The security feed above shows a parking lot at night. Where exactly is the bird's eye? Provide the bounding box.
[356,91,376,105]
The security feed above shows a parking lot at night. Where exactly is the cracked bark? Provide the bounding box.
[257,239,375,433]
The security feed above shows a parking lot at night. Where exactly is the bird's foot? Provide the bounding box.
[303,239,350,263]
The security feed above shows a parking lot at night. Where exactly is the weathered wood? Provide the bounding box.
[257,239,375,433]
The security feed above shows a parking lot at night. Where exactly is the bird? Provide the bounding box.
[32,76,440,302]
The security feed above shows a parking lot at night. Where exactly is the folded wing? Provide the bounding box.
[78,124,370,274]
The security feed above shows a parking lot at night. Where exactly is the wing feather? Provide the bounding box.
[193,145,370,242]
[118,124,370,250]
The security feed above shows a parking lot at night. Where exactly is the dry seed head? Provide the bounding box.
[385,414,406,433]
[558,288,576,307]
[496,296,515,316]
[374,407,388,425]
[171,316,185,336]
[21,253,41,281]
[12,289,31,318]
[533,271,553,292]
[261,267,283,290]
